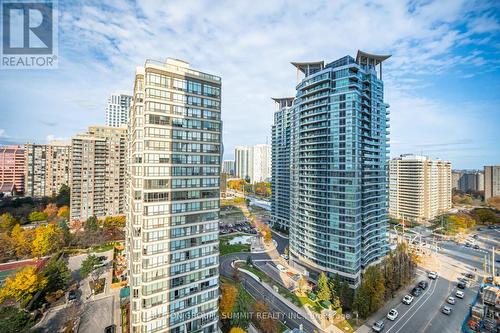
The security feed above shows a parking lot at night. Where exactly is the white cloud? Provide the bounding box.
[0,0,498,168]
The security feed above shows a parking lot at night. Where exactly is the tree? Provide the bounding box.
[10,225,34,258]
[229,328,246,333]
[219,283,238,320]
[42,257,71,292]
[0,307,34,333]
[486,196,500,210]
[31,224,65,257]
[55,184,70,207]
[316,272,331,302]
[353,286,370,318]
[27,211,48,222]
[57,206,70,220]
[84,216,99,232]
[80,254,105,288]
[0,213,17,232]
[474,208,498,224]
[252,301,278,333]
[0,266,47,304]
[363,266,386,313]
[43,203,58,220]
[246,255,253,266]
[0,233,15,262]
[298,276,307,294]
[103,216,126,227]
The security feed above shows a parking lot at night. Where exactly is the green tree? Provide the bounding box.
[0,307,34,333]
[42,257,71,292]
[363,266,386,313]
[474,208,497,224]
[80,254,105,288]
[0,213,17,232]
[55,184,70,207]
[353,285,370,318]
[316,272,331,302]
[84,216,99,232]
[27,211,48,222]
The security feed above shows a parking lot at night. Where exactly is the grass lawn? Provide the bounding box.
[238,263,302,308]
[219,234,251,255]
[91,243,116,253]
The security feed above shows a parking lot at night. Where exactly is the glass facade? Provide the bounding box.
[271,98,294,231]
[127,59,221,333]
[287,54,389,287]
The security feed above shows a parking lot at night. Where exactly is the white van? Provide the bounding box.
[275,264,287,273]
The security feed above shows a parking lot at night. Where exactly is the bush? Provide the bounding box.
[308,292,317,301]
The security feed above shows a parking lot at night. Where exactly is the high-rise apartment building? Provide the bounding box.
[70,125,126,220]
[234,144,271,183]
[222,160,235,176]
[452,170,484,193]
[484,165,500,200]
[389,154,452,222]
[279,52,390,287]
[126,58,221,333]
[235,146,252,181]
[24,142,71,198]
[106,93,133,127]
[252,144,271,183]
[271,97,294,231]
[0,145,25,194]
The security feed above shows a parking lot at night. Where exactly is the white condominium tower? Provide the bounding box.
[389,154,451,223]
[234,144,271,183]
[106,93,133,127]
[126,58,221,333]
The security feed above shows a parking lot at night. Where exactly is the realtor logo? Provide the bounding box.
[1,0,58,69]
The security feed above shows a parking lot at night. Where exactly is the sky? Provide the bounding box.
[0,0,499,169]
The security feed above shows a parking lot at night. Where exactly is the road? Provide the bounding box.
[220,252,321,333]
[365,227,497,333]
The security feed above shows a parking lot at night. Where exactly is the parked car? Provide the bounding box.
[68,290,77,301]
[455,290,464,299]
[387,309,398,321]
[465,273,474,279]
[372,320,385,332]
[457,281,466,289]
[428,271,438,279]
[402,295,414,305]
[281,254,289,260]
[473,244,480,250]
[447,296,456,305]
[418,281,428,290]
[442,306,452,315]
[411,287,423,297]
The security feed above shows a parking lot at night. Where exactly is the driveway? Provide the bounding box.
[79,296,115,333]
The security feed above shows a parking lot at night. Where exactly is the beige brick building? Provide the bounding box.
[24,142,71,198]
[70,125,126,221]
[389,154,452,223]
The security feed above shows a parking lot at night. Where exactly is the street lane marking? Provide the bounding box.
[385,277,437,333]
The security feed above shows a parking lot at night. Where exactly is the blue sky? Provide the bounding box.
[0,0,499,169]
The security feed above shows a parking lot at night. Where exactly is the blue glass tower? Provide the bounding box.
[287,51,390,287]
